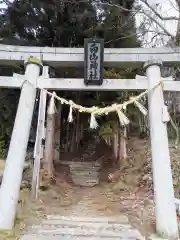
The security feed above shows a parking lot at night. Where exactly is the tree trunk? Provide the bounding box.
[118,126,127,167]
[75,111,80,148]
[54,102,62,162]
[44,113,55,178]
[70,121,76,152]
[65,122,70,152]
[176,1,180,46]
[112,121,119,163]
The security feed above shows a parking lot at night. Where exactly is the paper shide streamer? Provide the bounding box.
[133,99,148,116]
[90,113,99,129]
[162,104,170,123]
[68,101,74,123]
[48,91,56,115]
[117,109,130,126]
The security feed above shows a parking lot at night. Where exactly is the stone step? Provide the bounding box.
[39,220,130,228]
[71,171,99,176]
[21,234,141,240]
[69,161,100,186]
[45,215,129,223]
[28,228,143,238]
[70,177,99,186]
[21,215,144,240]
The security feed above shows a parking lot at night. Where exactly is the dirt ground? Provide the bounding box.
[15,182,155,239]
[1,137,180,239]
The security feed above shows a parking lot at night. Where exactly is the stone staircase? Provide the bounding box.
[20,215,145,240]
[70,161,101,187]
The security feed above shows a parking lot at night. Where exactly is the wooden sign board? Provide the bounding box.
[84,38,104,85]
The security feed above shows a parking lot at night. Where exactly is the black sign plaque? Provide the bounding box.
[84,38,104,85]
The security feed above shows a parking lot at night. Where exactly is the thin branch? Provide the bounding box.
[100,1,174,38]
[105,30,168,45]
[141,0,179,21]
[139,8,174,38]
[99,2,137,13]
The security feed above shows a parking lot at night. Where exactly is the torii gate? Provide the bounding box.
[0,45,179,239]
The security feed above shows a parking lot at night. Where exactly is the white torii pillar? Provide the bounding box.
[0,57,42,229]
[144,59,179,239]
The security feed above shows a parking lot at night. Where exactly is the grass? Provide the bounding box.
[0,229,17,240]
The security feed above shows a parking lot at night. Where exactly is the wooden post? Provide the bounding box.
[31,89,47,200]
[43,94,56,179]
[54,101,62,162]
[144,59,179,239]
[0,57,42,229]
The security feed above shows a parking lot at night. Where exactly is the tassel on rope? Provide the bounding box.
[68,101,73,123]
[117,109,130,126]
[162,104,170,123]
[90,113,99,129]
[48,91,56,115]
[122,104,127,110]
[134,99,148,115]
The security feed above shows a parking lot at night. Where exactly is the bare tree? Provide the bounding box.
[100,0,179,47]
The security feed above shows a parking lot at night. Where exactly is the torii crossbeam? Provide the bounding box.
[0,44,180,67]
[0,75,178,91]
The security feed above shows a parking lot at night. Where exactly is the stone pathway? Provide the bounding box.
[20,187,145,239]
